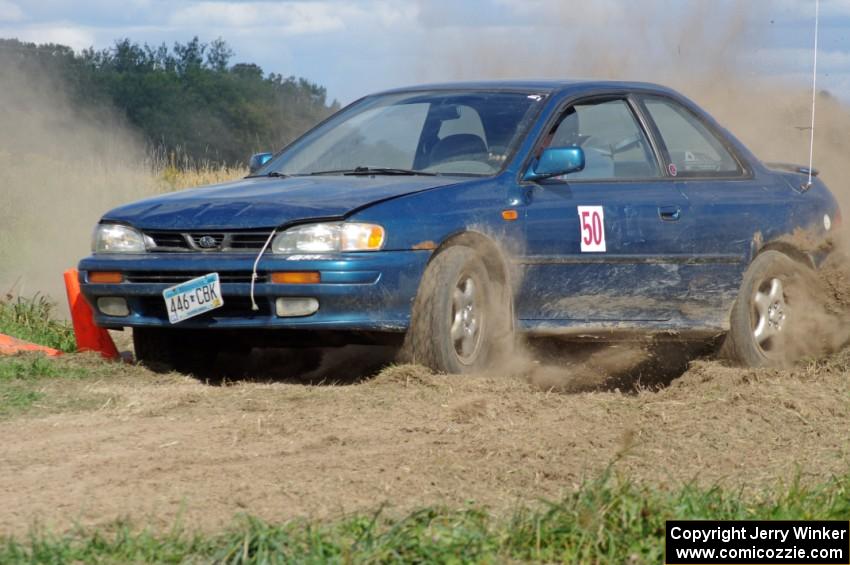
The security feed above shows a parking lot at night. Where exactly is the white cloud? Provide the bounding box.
[0,0,23,22]
[0,23,95,49]
[495,0,624,22]
[169,2,262,28]
[168,1,367,35]
[371,0,417,26]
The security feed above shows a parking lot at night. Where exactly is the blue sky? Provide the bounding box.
[0,0,848,103]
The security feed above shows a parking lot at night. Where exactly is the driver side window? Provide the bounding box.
[547,98,659,180]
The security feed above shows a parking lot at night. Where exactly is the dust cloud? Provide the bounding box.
[413,0,850,380]
[0,53,156,313]
[415,1,848,194]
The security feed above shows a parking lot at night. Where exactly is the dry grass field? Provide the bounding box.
[1,340,849,561]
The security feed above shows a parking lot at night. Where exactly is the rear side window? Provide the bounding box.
[547,98,660,180]
[642,97,742,177]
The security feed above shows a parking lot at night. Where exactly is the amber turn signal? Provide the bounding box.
[501,209,519,221]
[88,271,123,284]
[270,271,321,284]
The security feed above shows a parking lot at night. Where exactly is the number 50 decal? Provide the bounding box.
[577,205,606,252]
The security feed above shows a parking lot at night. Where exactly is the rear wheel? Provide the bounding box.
[722,250,810,367]
[404,246,512,374]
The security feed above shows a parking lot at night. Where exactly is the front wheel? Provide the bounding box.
[723,250,813,367]
[133,328,218,375]
[403,246,512,374]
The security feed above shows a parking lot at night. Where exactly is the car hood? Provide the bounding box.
[103,175,464,230]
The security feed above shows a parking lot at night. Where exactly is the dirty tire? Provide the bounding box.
[133,328,217,375]
[722,250,810,367]
[133,328,178,372]
[403,246,512,374]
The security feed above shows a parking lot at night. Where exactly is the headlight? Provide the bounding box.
[272,222,385,253]
[92,224,148,254]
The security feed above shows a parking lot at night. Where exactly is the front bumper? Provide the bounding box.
[78,251,430,331]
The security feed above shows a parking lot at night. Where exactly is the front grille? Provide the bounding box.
[139,295,272,318]
[230,233,275,250]
[144,230,274,252]
[125,271,267,284]
[147,232,190,250]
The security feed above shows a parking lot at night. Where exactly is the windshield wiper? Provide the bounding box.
[247,171,288,179]
[347,167,438,176]
[306,167,437,177]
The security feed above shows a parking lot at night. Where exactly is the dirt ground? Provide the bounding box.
[2,339,849,537]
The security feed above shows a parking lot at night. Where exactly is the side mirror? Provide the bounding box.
[523,146,585,181]
[249,152,274,174]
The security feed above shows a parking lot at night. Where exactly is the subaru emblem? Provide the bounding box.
[198,235,218,249]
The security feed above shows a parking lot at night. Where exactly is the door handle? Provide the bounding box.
[658,206,681,221]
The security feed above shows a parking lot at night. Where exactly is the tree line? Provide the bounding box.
[0,37,338,166]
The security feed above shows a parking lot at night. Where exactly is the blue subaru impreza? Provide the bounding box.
[79,80,840,373]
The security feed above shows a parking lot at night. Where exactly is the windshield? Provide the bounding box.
[259,90,545,177]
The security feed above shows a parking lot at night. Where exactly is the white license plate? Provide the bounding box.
[162,273,224,324]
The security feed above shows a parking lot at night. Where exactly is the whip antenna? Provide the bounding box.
[806,0,820,189]
[249,228,278,311]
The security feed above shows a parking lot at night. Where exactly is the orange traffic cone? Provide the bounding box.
[63,269,120,360]
[0,333,62,357]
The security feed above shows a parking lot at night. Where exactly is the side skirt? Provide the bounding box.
[517,318,727,342]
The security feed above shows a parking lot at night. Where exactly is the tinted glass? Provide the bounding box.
[548,99,659,179]
[263,90,543,177]
[643,97,741,176]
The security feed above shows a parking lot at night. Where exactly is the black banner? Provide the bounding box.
[666,521,849,564]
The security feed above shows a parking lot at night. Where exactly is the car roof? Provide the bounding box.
[374,79,680,97]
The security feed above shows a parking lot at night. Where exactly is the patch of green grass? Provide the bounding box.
[0,355,93,382]
[0,294,76,352]
[0,386,44,417]
[3,469,850,563]
[0,354,107,418]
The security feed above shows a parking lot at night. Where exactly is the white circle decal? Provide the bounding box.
[824,214,832,231]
